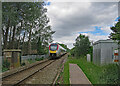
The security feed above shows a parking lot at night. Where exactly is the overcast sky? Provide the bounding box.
[45,2,118,49]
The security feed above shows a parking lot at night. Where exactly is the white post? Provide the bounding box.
[87,54,91,62]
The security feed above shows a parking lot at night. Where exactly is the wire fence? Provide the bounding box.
[1,54,49,62]
[21,54,49,61]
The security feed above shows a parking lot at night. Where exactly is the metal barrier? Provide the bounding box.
[21,54,49,61]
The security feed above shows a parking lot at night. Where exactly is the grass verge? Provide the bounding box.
[63,56,120,85]
[63,60,70,84]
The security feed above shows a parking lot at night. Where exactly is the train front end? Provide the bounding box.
[49,43,60,59]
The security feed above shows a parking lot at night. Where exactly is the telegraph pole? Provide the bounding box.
[118,1,120,65]
[0,0,2,81]
[118,1,120,84]
[0,2,2,57]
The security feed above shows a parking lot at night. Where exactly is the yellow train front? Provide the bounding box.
[49,43,66,59]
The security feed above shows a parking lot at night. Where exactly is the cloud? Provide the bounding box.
[80,32,109,41]
[79,26,109,36]
[46,2,118,49]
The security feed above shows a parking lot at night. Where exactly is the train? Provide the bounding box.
[49,43,66,59]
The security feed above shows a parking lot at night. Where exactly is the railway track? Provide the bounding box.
[2,59,49,79]
[2,59,55,86]
[2,53,67,86]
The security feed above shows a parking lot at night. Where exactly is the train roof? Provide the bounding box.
[49,43,67,51]
[59,45,66,51]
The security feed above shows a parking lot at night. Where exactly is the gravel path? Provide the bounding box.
[21,54,67,84]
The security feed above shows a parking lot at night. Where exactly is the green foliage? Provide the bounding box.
[70,47,75,57]
[88,46,93,61]
[100,64,120,84]
[108,19,120,85]
[3,60,10,69]
[37,37,44,55]
[68,54,70,57]
[64,57,120,85]
[2,67,9,72]
[35,57,44,61]
[110,20,120,44]
[63,61,70,84]
[2,2,55,55]
[27,59,35,64]
[2,60,10,72]
[68,57,101,84]
[74,34,91,57]
[21,62,26,66]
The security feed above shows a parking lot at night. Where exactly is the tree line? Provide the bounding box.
[2,2,55,55]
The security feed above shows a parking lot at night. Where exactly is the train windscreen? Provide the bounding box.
[50,44,58,51]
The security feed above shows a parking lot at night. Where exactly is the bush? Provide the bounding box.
[2,60,10,72]
[100,64,120,85]
[3,60,10,69]
[2,67,8,72]
[28,59,35,64]
[21,62,26,66]
[35,57,44,61]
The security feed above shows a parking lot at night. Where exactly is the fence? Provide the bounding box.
[1,54,49,62]
[21,54,49,61]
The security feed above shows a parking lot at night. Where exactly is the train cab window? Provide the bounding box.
[50,44,58,51]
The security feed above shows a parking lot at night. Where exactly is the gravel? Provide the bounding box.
[2,60,53,84]
[21,54,67,85]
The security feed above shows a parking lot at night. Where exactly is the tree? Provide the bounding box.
[2,2,55,55]
[74,34,91,57]
[70,47,75,57]
[109,19,120,84]
[109,19,120,44]
[37,37,44,54]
